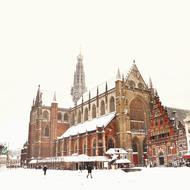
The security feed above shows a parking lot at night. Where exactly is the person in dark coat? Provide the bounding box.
[79,165,82,172]
[43,165,48,175]
[86,164,93,178]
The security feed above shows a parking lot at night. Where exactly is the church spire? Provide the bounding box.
[116,68,121,80]
[53,91,56,103]
[149,77,153,89]
[35,85,42,107]
[71,52,87,105]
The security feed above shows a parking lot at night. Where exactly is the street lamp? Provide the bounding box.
[170,146,173,166]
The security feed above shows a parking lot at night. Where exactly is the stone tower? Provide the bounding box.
[71,53,87,105]
[28,85,43,159]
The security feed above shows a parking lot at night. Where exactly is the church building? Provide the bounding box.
[24,53,189,168]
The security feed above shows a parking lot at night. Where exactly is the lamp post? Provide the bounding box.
[170,146,173,166]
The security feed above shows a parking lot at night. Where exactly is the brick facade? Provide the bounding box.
[23,63,189,168]
[148,93,188,166]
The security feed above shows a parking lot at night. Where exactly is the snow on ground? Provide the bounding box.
[0,167,189,190]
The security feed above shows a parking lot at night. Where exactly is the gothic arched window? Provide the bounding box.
[83,141,87,154]
[107,138,114,149]
[44,127,49,137]
[71,113,75,125]
[74,142,78,153]
[100,100,105,115]
[92,104,96,118]
[43,110,49,120]
[58,112,62,121]
[84,108,88,121]
[130,98,145,131]
[109,96,115,112]
[77,110,81,123]
[64,113,68,122]
[92,139,96,156]
[63,141,67,155]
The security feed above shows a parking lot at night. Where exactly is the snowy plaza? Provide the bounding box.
[0,167,189,190]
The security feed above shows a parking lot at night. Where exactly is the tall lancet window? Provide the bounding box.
[92,104,96,118]
[92,139,96,156]
[100,100,105,115]
[44,126,49,137]
[109,96,115,112]
[58,112,62,121]
[77,110,81,123]
[43,111,49,120]
[84,107,88,121]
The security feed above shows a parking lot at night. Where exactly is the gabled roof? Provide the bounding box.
[125,64,148,89]
[59,112,116,138]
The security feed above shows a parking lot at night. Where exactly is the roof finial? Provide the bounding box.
[154,89,159,97]
[122,74,124,81]
[97,86,99,95]
[133,59,135,64]
[35,84,42,107]
[116,68,121,80]
[79,44,82,55]
[149,77,153,89]
[53,91,56,102]
[105,82,108,91]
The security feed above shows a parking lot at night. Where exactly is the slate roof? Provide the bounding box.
[166,107,190,125]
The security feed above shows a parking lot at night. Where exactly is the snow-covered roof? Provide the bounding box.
[62,155,108,162]
[106,148,127,155]
[90,156,109,162]
[28,155,109,163]
[60,112,116,138]
[29,160,37,164]
[115,158,131,164]
[59,154,91,162]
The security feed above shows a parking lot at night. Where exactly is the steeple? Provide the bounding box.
[149,77,153,89]
[35,85,42,107]
[71,52,87,105]
[52,91,57,103]
[116,68,121,81]
[154,89,159,97]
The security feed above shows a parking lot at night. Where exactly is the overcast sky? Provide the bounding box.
[0,0,190,150]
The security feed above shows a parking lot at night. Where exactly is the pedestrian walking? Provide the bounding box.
[86,164,93,178]
[79,165,82,172]
[43,165,48,175]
